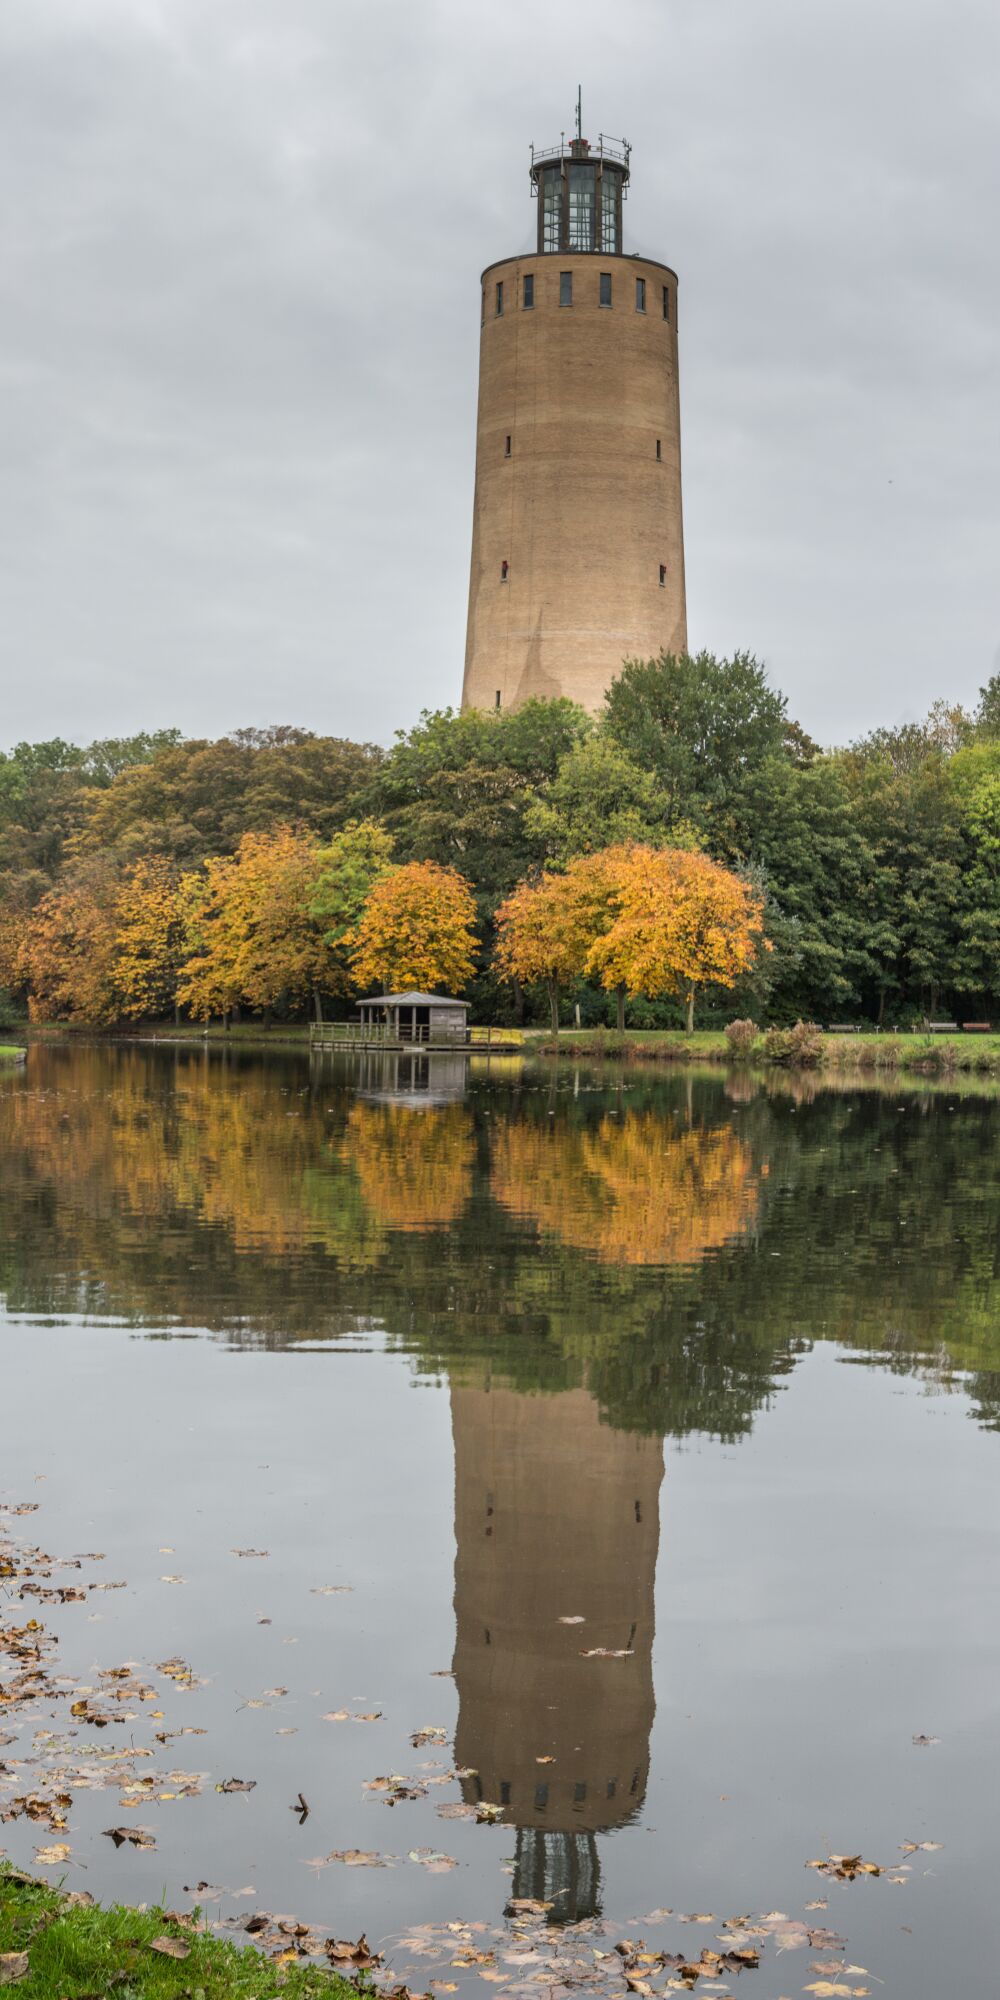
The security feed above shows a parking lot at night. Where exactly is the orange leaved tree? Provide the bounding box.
[493,865,603,1034]
[19,862,120,1026]
[586,845,766,1032]
[348,860,477,994]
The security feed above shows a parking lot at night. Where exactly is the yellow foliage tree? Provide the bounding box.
[492,846,646,1033]
[492,866,599,1034]
[348,861,477,994]
[19,864,120,1025]
[586,845,766,1032]
[178,826,338,1023]
[115,857,185,1021]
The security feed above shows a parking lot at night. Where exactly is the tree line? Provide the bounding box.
[2,652,1000,1029]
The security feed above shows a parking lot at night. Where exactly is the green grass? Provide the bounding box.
[0,1865,361,2000]
[0,1043,24,1060]
[538,1026,1000,1073]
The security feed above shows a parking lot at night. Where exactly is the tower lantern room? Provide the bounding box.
[529,131,631,257]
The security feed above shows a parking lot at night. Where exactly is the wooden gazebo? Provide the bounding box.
[355,991,470,1046]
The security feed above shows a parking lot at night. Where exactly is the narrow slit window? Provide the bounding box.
[635,276,646,312]
[495,690,502,709]
[522,273,534,308]
[655,438,662,461]
[662,284,670,321]
[560,270,573,307]
[504,434,511,457]
[495,280,504,316]
[480,289,485,326]
[500,560,509,582]
[659,563,667,587]
[599,271,612,307]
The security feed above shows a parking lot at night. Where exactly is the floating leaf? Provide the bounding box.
[216,1776,256,1794]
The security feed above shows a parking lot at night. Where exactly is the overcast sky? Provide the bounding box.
[1,0,997,754]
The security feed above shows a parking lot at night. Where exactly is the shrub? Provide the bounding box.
[763,1020,825,1067]
[724,1018,759,1059]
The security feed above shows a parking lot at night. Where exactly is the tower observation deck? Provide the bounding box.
[461,112,687,714]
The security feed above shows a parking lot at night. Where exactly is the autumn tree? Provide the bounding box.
[348,860,477,995]
[586,845,766,1032]
[307,819,394,992]
[178,826,338,1023]
[19,860,121,1026]
[493,867,600,1034]
[115,858,186,1020]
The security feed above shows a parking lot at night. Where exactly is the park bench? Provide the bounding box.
[923,1021,959,1033]
[827,1023,861,1032]
[961,1022,992,1033]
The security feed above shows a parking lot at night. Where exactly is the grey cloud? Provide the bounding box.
[0,0,997,751]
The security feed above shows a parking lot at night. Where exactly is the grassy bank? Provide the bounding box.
[539,1027,1000,1074]
[0,1865,360,1998]
[0,1043,25,1061]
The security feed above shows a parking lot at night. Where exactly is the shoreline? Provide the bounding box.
[0,1864,360,1997]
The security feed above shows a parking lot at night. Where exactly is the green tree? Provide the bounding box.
[523,735,672,865]
[307,819,395,992]
[603,651,788,826]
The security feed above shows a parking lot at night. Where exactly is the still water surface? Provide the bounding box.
[2,1044,999,1994]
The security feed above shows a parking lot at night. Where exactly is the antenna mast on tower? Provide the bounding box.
[575,86,582,140]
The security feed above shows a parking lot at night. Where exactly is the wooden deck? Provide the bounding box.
[309,1024,523,1053]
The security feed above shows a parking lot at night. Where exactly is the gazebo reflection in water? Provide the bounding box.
[450,1384,664,1921]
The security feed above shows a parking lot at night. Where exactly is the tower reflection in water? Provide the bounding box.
[450,1385,663,1921]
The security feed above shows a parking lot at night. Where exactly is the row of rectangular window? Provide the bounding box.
[499,560,669,583]
[504,434,664,461]
[488,274,671,318]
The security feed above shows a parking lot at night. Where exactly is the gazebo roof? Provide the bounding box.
[356,991,469,1009]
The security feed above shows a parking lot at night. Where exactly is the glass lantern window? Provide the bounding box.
[600,174,620,252]
[568,163,596,250]
[542,169,562,252]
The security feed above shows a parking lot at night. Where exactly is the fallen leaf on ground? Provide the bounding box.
[0,1954,29,1985]
[150,1937,191,1960]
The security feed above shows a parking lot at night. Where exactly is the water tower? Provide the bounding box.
[462,99,687,714]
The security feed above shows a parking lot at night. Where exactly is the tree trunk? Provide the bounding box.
[313,987,323,1025]
[547,978,559,1036]
[174,1000,180,1027]
[263,1006,272,1031]
[616,984,626,1033]
[512,976,525,1027]
[877,987,886,1029]
[685,986,695,1034]
[222,1009,230,1034]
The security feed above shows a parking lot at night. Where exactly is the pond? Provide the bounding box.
[1,1042,998,1996]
